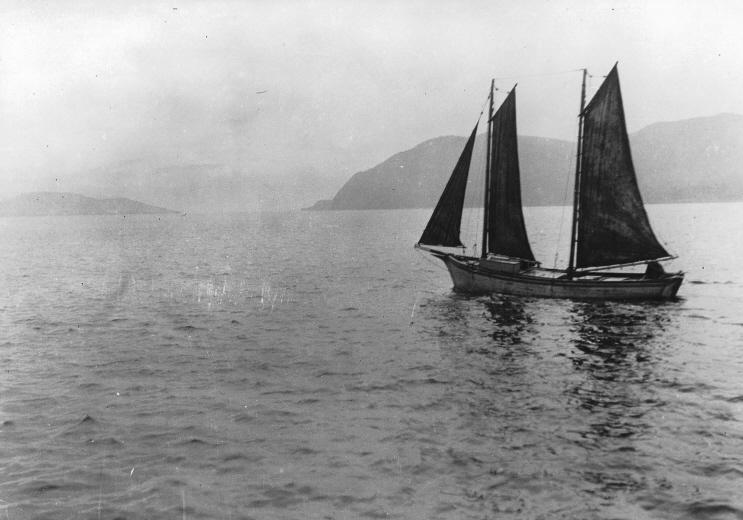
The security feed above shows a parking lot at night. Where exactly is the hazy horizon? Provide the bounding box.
[2,0,743,211]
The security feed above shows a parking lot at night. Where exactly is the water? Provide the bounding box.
[0,203,742,519]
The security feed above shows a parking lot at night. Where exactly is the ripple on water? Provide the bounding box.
[1,208,743,519]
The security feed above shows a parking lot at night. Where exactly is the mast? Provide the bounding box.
[568,68,587,276]
[481,79,494,259]
[575,64,670,269]
[486,85,535,262]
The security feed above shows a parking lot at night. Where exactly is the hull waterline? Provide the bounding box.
[440,255,683,300]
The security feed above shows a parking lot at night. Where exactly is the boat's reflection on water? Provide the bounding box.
[565,300,678,496]
[483,295,535,346]
[422,292,683,508]
[431,290,677,365]
[425,291,678,402]
[569,300,674,366]
[566,300,677,423]
[428,293,538,359]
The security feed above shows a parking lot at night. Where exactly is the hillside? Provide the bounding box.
[631,113,743,202]
[0,192,176,217]
[308,113,743,210]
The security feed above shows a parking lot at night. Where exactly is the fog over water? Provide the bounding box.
[2,0,743,210]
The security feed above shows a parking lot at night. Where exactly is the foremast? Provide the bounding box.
[481,79,495,259]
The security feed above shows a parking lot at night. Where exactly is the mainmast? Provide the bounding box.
[481,79,495,259]
[567,69,588,276]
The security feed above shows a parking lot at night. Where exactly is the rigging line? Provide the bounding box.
[476,85,491,118]
[554,69,586,269]
[468,130,488,254]
[414,248,454,289]
[462,185,475,255]
[553,147,576,269]
[493,68,585,81]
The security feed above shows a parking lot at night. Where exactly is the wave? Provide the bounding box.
[86,436,124,447]
[173,324,207,332]
[684,500,743,519]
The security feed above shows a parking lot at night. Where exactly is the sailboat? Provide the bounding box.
[415,65,684,299]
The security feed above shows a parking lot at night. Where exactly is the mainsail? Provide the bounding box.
[576,65,669,268]
[486,88,535,261]
[418,124,479,247]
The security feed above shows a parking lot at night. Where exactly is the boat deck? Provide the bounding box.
[520,267,648,282]
[456,257,655,282]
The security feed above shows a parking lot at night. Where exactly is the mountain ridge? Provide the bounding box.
[307,113,743,210]
[0,192,177,217]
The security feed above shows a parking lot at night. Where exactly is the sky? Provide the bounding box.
[1,0,743,210]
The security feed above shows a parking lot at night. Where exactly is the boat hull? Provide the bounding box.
[441,255,683,300]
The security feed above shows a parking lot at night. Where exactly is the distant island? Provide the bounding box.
[0,192,176,217]
[307,113,743,210]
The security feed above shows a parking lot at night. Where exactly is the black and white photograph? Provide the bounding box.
[1,1,742,518]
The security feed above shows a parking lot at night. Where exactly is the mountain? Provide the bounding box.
[53,161,346,213]
[0,192,176,217]
[631,113,743,202]
[307,113,743,210]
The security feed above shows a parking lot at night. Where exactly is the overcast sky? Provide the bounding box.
[2,0,742,209]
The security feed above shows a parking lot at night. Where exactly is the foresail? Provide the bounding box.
[576,65,669,268]
[418,124,479,247]
[486,88,535,261]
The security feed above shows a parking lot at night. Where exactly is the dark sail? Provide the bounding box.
[576,65,669,268]
[486,89,535,261]
[418,124,479,247]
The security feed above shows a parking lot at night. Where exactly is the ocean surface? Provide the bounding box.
[1,203,742,519]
